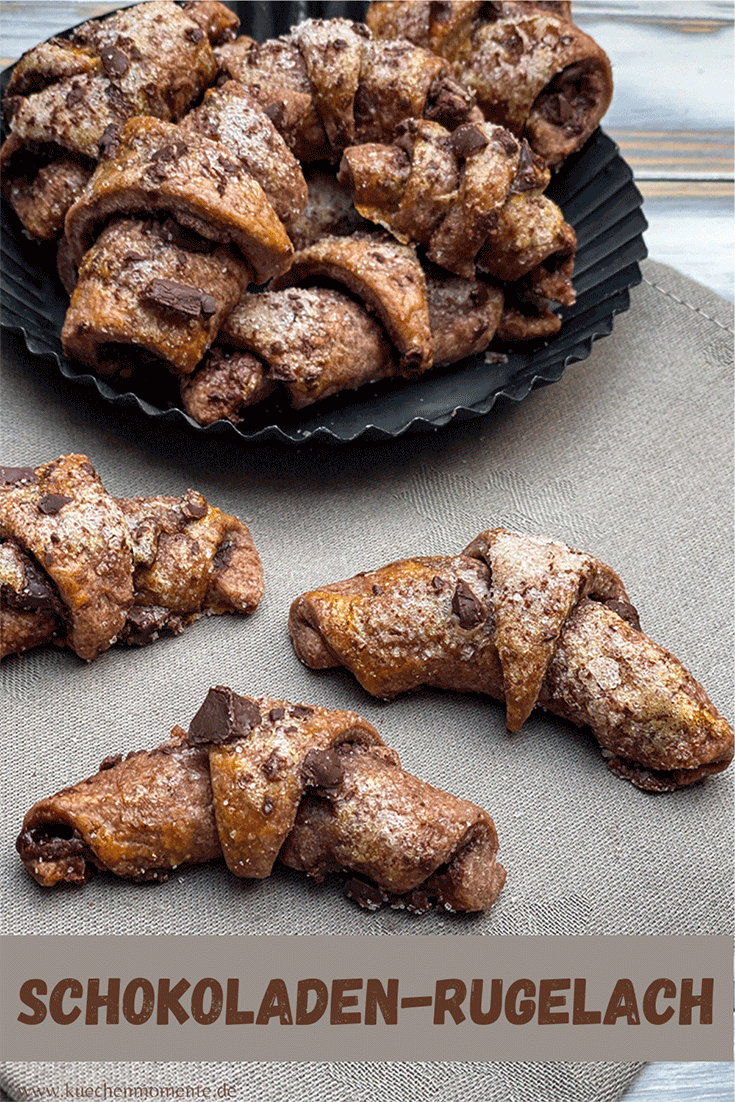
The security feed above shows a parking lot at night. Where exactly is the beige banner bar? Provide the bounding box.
[1,936,732,1062]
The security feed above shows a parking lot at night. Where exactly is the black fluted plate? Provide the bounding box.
[0,4,647,445]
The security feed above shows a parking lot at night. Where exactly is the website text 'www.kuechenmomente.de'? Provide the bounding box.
[15,1085,238,1100]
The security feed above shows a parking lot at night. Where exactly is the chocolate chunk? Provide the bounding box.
[100,45,130,78]
[1,554,59,614]
[262,748,287,780]
[151,141,188,164]
[37,493,73,515]
[450,124,489,159]
[431,576,447,592]
[290,705,313,719]
[604,598,641,633]
[142,278,213,319]
[268,707,286,722]
[302,747,345,790]
[65,83,84,109]
[343,877,386,910]
[372,584,383,595]
[98,124,121,159]
[185,26,204,43]
[509,141,547,194]
[182,498,208,520]
[494,128,519,158]
[99,754,123,771]
[188,686,261,746]
[451,579,486,629]
[0,467,38,486]
[211,537,235,575]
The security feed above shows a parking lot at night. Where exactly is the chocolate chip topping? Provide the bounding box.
[262,748,287,780]
[268,707,286,722]
[188,686,261,746]
[99,753,123,771]
[450,124,489,159]
[182,498,208,520]
[98,123,121,159]
[1,551,60,614]
[451,579,486,629]
[509,141,547,194]
[65,83,84,109]
[290,705,314,719]
[343,877,386,910]
[603,598,642,633]
[37,493,73,515]
[372,584,383,595]
[431,576,447,592]
[494,128,520,158]
[302,747,345,790]
[100,45,130,78]
[142,278,217,319]
[0,467,38,486]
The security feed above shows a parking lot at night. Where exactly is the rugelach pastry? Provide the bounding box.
[338,116,576,288]
[289,528,734,792]
[180,231,503,421]
[214,16,480,163]
[365,1,614,166]
[17,686,506,915]
[0,0,237,239]
[0,454,263,661]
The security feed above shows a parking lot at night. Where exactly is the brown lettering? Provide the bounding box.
[331,978,363,1024]
[505,979,535,1025]
[434,978,467,1024]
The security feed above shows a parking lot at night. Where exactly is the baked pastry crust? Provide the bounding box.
[0,454,264,661]
[17,686,506,914]
[366,1,613,167]
[289,528,734,791]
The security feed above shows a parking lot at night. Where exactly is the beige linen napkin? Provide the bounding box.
[1,259,732,1101]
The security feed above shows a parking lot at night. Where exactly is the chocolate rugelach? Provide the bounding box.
[365,1,613,167]
[180,230,504,421]
[339,117,576,291]
[0,454,264,661]
[17,686,506,915]
[0,1,237,240]
[289,528,734,792]
[214,16,481,164]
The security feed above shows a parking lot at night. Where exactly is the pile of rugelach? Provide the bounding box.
[1,0,614,421]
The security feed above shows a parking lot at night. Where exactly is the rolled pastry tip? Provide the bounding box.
[289,528,734,792]
[0,134,93,240]
[61,217,252,377]
[366,1,613,166]
[63,116,294,284]
[0,1,226,237]
[215,17,479,164]
[0,454,264,661]
[179,243,503,421]
[178,81,308,230]
[339,117,576,290]
[17,686,506,915]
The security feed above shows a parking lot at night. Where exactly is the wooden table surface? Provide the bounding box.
[0,2,732,1099]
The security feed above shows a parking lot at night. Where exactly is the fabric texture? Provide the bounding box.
[1,258,733,1100]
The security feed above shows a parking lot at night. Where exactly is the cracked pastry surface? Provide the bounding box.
[0,454,263,661]
[17,686,506,915]
[289,528,734,791]
[0,0,229,239]
[366,1,613,167]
